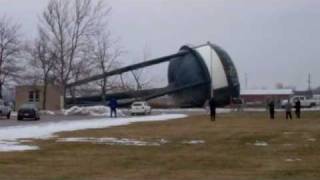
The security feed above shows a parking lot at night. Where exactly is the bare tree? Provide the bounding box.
[0,16,21,98]
[130,46,153,90]
[26,30,56,110]
[91,31,122,101]
[119,74,131,91]
[69,48,95,103]
[39,0,111,106]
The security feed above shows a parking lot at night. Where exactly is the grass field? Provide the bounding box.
[1,111,320,180]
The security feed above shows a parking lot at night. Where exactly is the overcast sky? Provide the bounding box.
[0,0,319,90]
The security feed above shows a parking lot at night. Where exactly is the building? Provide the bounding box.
[294,90,313,98]
[15,85,63,110]
[241,89,294,107]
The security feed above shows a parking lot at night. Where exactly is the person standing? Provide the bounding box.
[295,99,301,119]
[285,101,292,120]
[268,100,275,119]
[108,98,118,118]
[209,97,216,121]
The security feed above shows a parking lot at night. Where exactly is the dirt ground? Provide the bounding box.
[1,111,320,180]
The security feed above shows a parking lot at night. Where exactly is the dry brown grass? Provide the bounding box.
[1,111,320,180]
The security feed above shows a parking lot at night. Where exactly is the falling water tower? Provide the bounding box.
[66,42,240,107]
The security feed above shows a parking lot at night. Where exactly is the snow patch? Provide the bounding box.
[57,137,168,146]
[307,138,317,142]
[254,141,269,147]
[0,140,38,152]
[283,131,295,135]
[41,110,55,115]
[285,158,302,162]
[18,139,33,143]
[182,140,205,144]
[0,114,187,152]
[62,106,125,117]
[58,137,209,146]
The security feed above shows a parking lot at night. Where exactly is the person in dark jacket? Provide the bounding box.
[108,98,118,118]
[295,99,301,119]
[268,100,275,119]
[209,97,216,121]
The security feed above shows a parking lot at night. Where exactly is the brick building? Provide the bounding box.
[15,85,63,110]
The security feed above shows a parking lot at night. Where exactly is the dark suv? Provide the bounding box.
[17,103,40,121]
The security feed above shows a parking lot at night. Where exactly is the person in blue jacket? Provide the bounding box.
[108,98,118,118]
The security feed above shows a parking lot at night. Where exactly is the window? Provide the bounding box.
[35,90,40,102]
[29,91,34,102]
[29,90,40,102]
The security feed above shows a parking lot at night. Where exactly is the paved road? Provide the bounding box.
[0,109,207,128]
[0,115,106,127]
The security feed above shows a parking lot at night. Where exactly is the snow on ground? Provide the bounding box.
[182,140,205,144]
[0,140,39,152]
[285,158,302,162]
[57,138,207,146]
[62,106,125,117]
[57,137,167,146]
[40,110,56,115]
[254,140,269,147]
[307,138,317,142]
[283,131,295,135]
[0,114,187,152]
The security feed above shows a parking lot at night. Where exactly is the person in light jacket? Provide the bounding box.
[285,101,292,120]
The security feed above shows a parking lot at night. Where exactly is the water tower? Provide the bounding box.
[66,42,240,107]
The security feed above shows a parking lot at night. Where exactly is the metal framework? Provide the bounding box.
[66,51,188,88]
[65,49,202,106]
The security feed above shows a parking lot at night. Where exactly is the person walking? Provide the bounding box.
[209,97,216,121]
[285,101,292,120]
[268,100,275,119]
[295,99,301,119]
[108,98,118,118]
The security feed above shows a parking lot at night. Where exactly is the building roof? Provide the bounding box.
[241,89,294,96]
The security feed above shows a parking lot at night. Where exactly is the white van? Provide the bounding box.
[312,95,320,106]
[281,96,316,108]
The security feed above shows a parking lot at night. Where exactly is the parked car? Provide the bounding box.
[0,99,11,119]
[17,103,40,121]
[281,96,316,108]
[130,101,152,115]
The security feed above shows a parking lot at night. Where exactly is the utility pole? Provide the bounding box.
[308,73,312,91]
[245,73,248,89]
